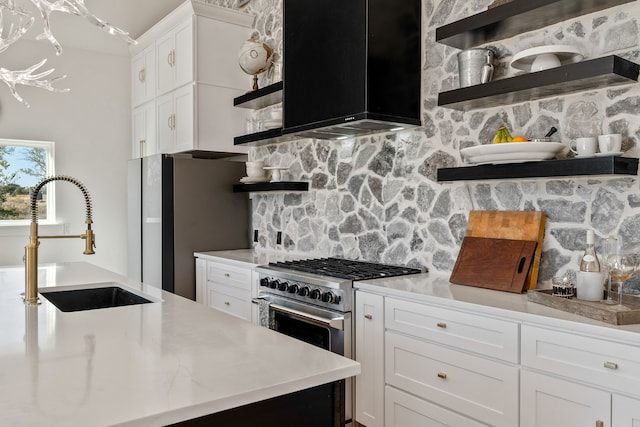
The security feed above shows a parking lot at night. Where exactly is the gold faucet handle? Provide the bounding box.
[83,229,96,255]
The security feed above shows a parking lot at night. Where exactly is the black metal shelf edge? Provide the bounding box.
[437,156,639,182]
[233,81,283,109]
[436,0,634,50]
[233,181,309,192]
[438,55,639,111]
[234,127,299,147]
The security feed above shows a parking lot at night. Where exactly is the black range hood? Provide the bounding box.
[282,0,422,140]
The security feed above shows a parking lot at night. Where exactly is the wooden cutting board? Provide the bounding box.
[450,236,538,293]
[466,210,546,290]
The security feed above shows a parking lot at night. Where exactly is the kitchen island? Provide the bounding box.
[0,262,360,427]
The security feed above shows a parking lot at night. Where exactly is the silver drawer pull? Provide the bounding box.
[604,361,618,370]
[437,372,447,380]
[224,301,230,306]
[364,314,373,320]
[437,322,447,329]
[224,273,230,277]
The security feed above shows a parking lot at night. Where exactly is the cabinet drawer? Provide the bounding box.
[207,261,252,291]
[207,283,251,321]
[385,385,486,427]
[522,324,640,396]
[385,331,519,427]
[385,297,519,363]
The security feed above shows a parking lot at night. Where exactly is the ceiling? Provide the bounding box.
[23,0,190,55]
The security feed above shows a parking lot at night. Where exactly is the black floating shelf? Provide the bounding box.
[233,181,309,193]
[438,55,639,111]
[436,0,635,50]
[234,127,298,147]
[437,156,638,182]
[233,81,283,109]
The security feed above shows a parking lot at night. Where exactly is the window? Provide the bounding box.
[0,138,55,225]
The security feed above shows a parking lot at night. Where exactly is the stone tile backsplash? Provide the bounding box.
[209,0,640,292]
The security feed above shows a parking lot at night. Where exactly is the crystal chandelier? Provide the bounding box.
[0,0,135,107]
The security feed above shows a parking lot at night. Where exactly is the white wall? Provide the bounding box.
[0,39,130,275]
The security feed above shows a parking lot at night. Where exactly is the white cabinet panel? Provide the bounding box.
[522,324,640,395]
[355,291,384,427]
[132,101,156,159]
[195,258,206,304]
[132,44,156,107]
[385,331,519,427]
[386,297,519,363]
[521,369,611,427]
[385,386,486,427]
[157,20,193,96]
[613,394,640,427]
[156,85,194,154]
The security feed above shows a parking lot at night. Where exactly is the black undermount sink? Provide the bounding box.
[41,286,153,312]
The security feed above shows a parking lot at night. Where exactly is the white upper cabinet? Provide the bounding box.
[130,1,255,158]
[156,20,193,96]
[132,44,156,107]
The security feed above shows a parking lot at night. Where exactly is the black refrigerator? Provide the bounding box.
[127,154,249,300]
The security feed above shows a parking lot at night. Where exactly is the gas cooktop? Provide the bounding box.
[266,257,424,281]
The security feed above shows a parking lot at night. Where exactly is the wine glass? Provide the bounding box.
[607,254,634,307]
[600,236,618,304]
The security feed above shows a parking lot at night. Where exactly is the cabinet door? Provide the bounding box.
[173,84,194,153]
[156,20,193,95]
[355,291,384,427]
[385,386,486,427]
[132,44,156,107]
[613,394,640,427]
[132,101,156,158]
[156,92,174,153]
[521,370,611,427]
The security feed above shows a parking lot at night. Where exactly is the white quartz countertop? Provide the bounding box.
[356,272,640,341]
[0,262,360,427]
[194,249,304,267]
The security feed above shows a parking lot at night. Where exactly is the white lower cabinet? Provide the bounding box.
[613,394,640,427]
[520,369,611,427]
[354,289,640,427]
[385,385,486,427]
[355,291,384,427]
[195,257,257,323]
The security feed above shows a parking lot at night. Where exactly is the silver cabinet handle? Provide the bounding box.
[604,361,618,370]
[364,314,373,320]
[138,68,145,83]
[224,273,230,278]
[437,322,447,329]
[224,301,230,306]
[437,372,447,380]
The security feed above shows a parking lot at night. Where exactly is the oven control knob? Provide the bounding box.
[269,280,279,289]
[278,281,289,292]
[260,278,270,287]
[310,289,322,300]
[297,286,310,297]
[287,284,299,294]
[322,291,338,304]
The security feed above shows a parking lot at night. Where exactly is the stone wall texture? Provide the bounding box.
[207,0,640,293]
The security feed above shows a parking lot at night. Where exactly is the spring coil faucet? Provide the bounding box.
[24,175,96,305]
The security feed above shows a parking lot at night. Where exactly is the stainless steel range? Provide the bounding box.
[253,257,423,427]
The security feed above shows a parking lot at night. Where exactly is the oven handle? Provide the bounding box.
[252,298,344,331]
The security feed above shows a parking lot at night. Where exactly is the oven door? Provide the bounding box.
[253,295,353,426]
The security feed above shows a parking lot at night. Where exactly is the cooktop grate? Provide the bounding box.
[268,257,423,281]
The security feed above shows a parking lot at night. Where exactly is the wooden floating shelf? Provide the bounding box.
[436,0,635,50]
[233,181,309,193]
[437,156,639,182]
[233,81,283,110]
[438,56,639,111]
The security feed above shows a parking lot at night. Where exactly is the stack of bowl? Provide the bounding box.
[242,161,267,183]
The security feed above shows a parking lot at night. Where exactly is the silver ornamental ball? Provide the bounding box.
[238,38,274,76]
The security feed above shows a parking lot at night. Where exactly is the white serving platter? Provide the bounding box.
[460,141,565,164]
[510,45,583,72]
